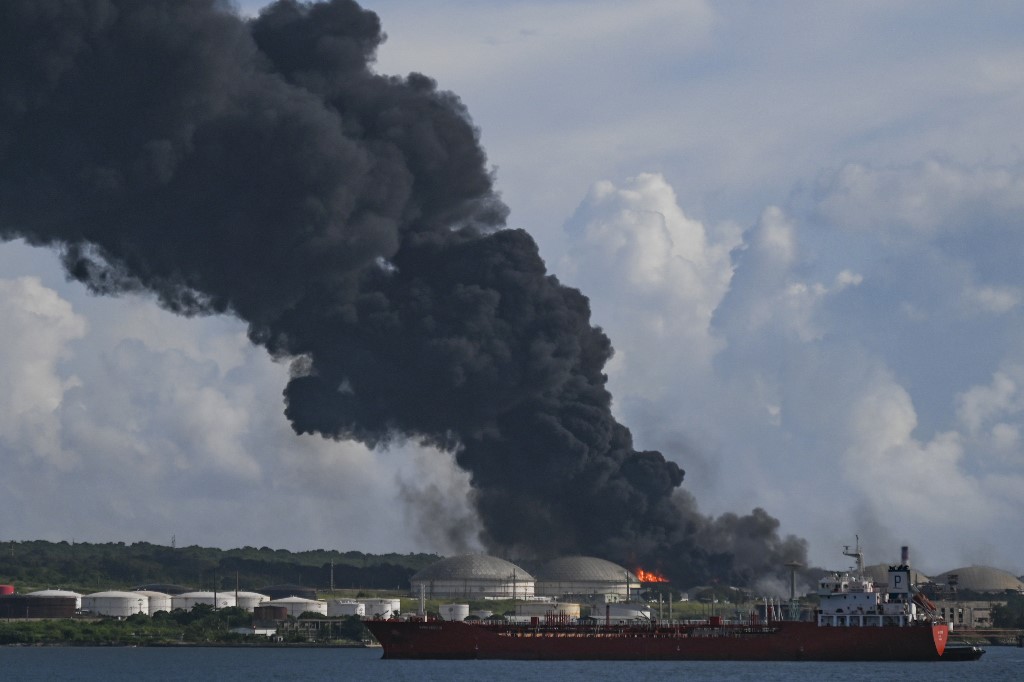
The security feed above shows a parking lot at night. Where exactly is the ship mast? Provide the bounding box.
[842,535,864,577]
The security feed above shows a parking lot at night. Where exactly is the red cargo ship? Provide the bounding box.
[365,542,975,661]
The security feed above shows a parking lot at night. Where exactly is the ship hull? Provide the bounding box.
[364,619,949,661]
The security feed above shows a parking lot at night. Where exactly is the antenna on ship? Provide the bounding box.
[842,535,864,577]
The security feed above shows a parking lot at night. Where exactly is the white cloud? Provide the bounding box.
[560,173,736,395]
[0,269,460,553]
[817,160,1024,236]
[964,285,1020,314]
[0,277,86,470]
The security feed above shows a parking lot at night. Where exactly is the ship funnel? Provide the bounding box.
[901,546,909,566]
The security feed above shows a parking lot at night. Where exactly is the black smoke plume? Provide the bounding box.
[0,0,805,585]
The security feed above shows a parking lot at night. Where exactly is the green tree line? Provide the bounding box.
[992,592,1024,628]
[0,605,368,645]
[0,540,440,593]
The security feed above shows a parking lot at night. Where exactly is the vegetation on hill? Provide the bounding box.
[992,593,1024,628]
[0,540,441,594]
[0,605,369,646]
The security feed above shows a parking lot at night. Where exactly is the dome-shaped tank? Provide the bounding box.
[933,566,1024,593]
[266,597,327,617]
[534,556,640,598]
[82,591,148,617]
[133,590,172,615]
[410,555,535,599]
[172,591,237,611]
[863,564,930,587]
[27,589,82,610]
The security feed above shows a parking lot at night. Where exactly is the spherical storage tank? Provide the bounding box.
[82,591,148,617]
[327,600,365,617]
[411,555,535,599]
[27,589,82,610]
[134,591,172,615]
[267,597,327,617]
[172,591,236,611]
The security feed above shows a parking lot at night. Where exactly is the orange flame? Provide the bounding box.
[636,568,669,583]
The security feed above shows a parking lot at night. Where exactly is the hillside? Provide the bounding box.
[0,540,441,594]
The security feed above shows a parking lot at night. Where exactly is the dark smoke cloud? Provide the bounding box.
[0,0,805,584]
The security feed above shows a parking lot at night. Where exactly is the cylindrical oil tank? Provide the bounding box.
[515,602,582,619]
[27,589,82,610]
[359,598,400,619]
[172,591,237,611]
[253,604,288,622]
[234,591,269,611]
[0,585,14,595]
[327,599,365,617]
[439,603,470,622]
[606,603,651,622]
[82,591,148,617]
[266,597,327,617]
[0,595,77,618]
[133,590,172,615]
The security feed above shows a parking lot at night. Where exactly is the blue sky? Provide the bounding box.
[3,0,1024,579]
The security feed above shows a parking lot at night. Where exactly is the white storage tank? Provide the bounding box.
[606,603,651,623]
[82,591,148,617]
[27,589,83,610]
[515,602,581,619]
[233,591,269,612]
[327,600,365,617]
[267,597,327,617]
[134,590,172,615]
[360,598,400,619]
[172,591,237,611]
[438,603,470,622]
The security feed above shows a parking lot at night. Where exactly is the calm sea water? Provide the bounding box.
[1,645,1021,681]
